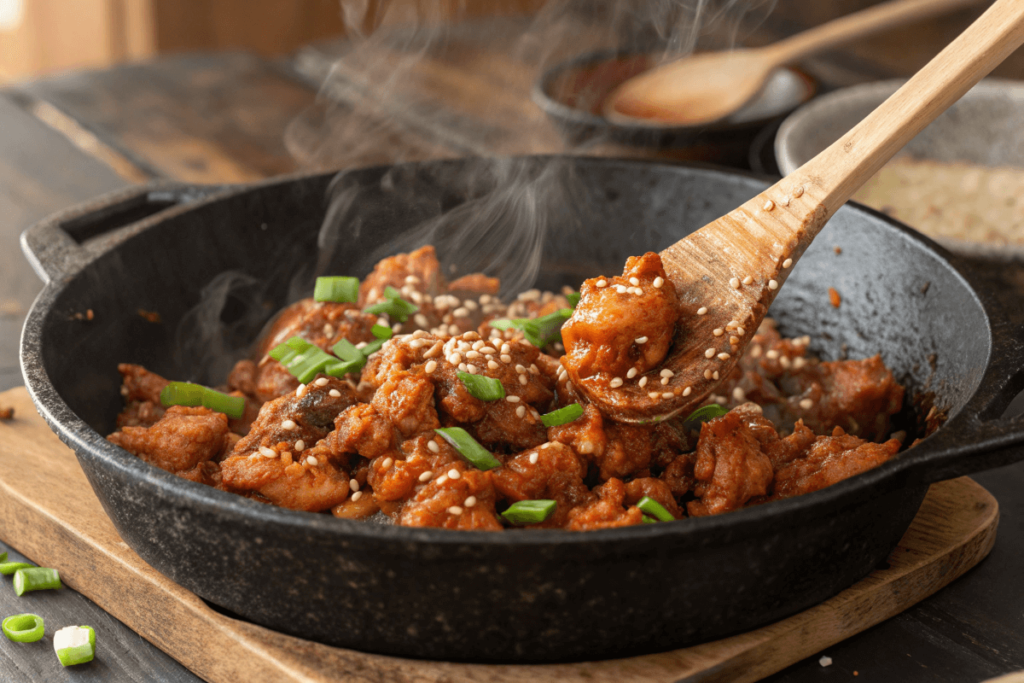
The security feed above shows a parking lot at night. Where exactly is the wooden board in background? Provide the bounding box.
[0,386,999,683]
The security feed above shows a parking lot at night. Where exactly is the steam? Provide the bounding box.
[285,0,776,304]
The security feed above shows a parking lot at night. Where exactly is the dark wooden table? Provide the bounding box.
[2,6,1024,681]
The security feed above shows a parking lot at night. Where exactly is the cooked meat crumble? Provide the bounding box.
[107,246,910,531]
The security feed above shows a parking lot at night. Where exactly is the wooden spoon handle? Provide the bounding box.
[783,0,1024,234]
[763,0,985,66]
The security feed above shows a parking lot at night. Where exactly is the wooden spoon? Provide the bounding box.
[604,0,983,127]
[569,0,1024,424]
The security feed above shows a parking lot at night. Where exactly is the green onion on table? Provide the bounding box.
[54,625,95,666]
[2,614,44,643]
[0,562,33,576]
[13,567,61,596]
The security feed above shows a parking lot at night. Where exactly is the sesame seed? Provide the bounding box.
[351,491,363,502]
[661,392,673,399]
[448,506,463,515]
[323,323,335,338]
[315,377,330,387]
[705,348,715,358]
[454,307,470,317]
[488,360,499,370]
[615,285,627,294]
[800,398,814,410]
[730,336,740,345]
[751,345,763,358]
[649,392,661,399]
[793,186,804,198]
[736,327,745,336]
[296,384,306,397]
[783,258,793,268]
[713,371,720,380]
[683,386,692,396]
[697,307,708,315]
[259,446,277,458]
[436,475,449,486]
[419,471,433,482]
[355,341,368,350]
[458,363,468,373]
[506,396,521,403]
[529,452,539,464]
[448,469,461,479]
[465,496,477,508]
[596,279,608,288]
[406,275,421,285]
[515,364,527,374]
[350,478,360,492]
[329,389,341,398]
[629,277,640,286]
[449,352,463,364]
[425,360,437,373]
[481,347,496,355]
[412,330,428,340]
[639,376,648,387]
[307,456,319,466]
[295,440,306,451]
[467,364,479,374]
[427,440,440,453]
[730,277,741,289]
[660,369,674,378]
[766,350,780,359]
[704,369,713,380]
[769,279,779,290]
[610,377,623,388]
[627,368,638,379]
[501,343,511,354]
[519,375,528,385]
[464,300,478,311]
[472,340,485,350]
[635,336,649,345]
[516,406,527,418]
[727,320,739,329]
[733,388,746,401]
[466,350,481,360]
[661,378,669,385]
[793,357,807,370]
[713,328,724,336]
[653,276,664,288]
[282,420,296,430]
[415,313,429,328]
[780,356,791,369]
[382,457,394,469]
[718,353,731,361]
[763,199,775,211]
[742,276,753,285]
[500,354,512,363]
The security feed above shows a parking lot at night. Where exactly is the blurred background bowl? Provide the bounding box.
[775,78,1024,259]
[533,50,816,165]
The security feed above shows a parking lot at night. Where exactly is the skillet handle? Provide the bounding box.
[898,321,1024,485]
[20,181,229,284]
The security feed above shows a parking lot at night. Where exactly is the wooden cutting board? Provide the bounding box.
[0,386,999,683]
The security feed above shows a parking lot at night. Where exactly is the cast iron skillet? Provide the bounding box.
[19,156,1024,663]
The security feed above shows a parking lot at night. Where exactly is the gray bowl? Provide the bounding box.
[775,79,1024,258]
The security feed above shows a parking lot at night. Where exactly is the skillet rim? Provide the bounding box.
[18,155,997,548]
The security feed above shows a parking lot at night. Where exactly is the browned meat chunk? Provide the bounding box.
[221,455,352,512]
[688,411,774,517]
[116,363,170,428]
[770,427,901,500]
[566,478,643,531]
[448,273,500,296]
[108,406,231,475]
[562,252,679,380]
[359,245,447,305]
[492,442,589,527]
[398,466,502,531]
[624,477,683,519]
[372,370,439,439]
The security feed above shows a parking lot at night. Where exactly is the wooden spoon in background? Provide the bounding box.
[567,0,1024,424]
[603,0,983,126]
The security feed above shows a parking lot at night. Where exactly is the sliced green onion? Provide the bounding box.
[0,552,7,563]
[567,292,580,308]
[54,625,95,667]
[2,614,44,643]
[201,389,245,420]
[458,372,505,401]
[158,382,203,408]
[313,276,359,303]
[332,339,364,364]
[0,562,33,576]
[13,568,61,596]
[490,308,572,348]
[364,286,418,323]
[642,515,659,524]
[501,500,556,525]
[434,428,501,471]
[684,403,730,425]
[160,382,244,419]
[371,324,393,340]
[637,496,674,522]
[361,338,387,356]
[270,337,338,383]
[540,403,583,427]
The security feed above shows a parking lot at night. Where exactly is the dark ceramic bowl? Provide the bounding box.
[19,156,1024,663]
[533,50,815,162]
